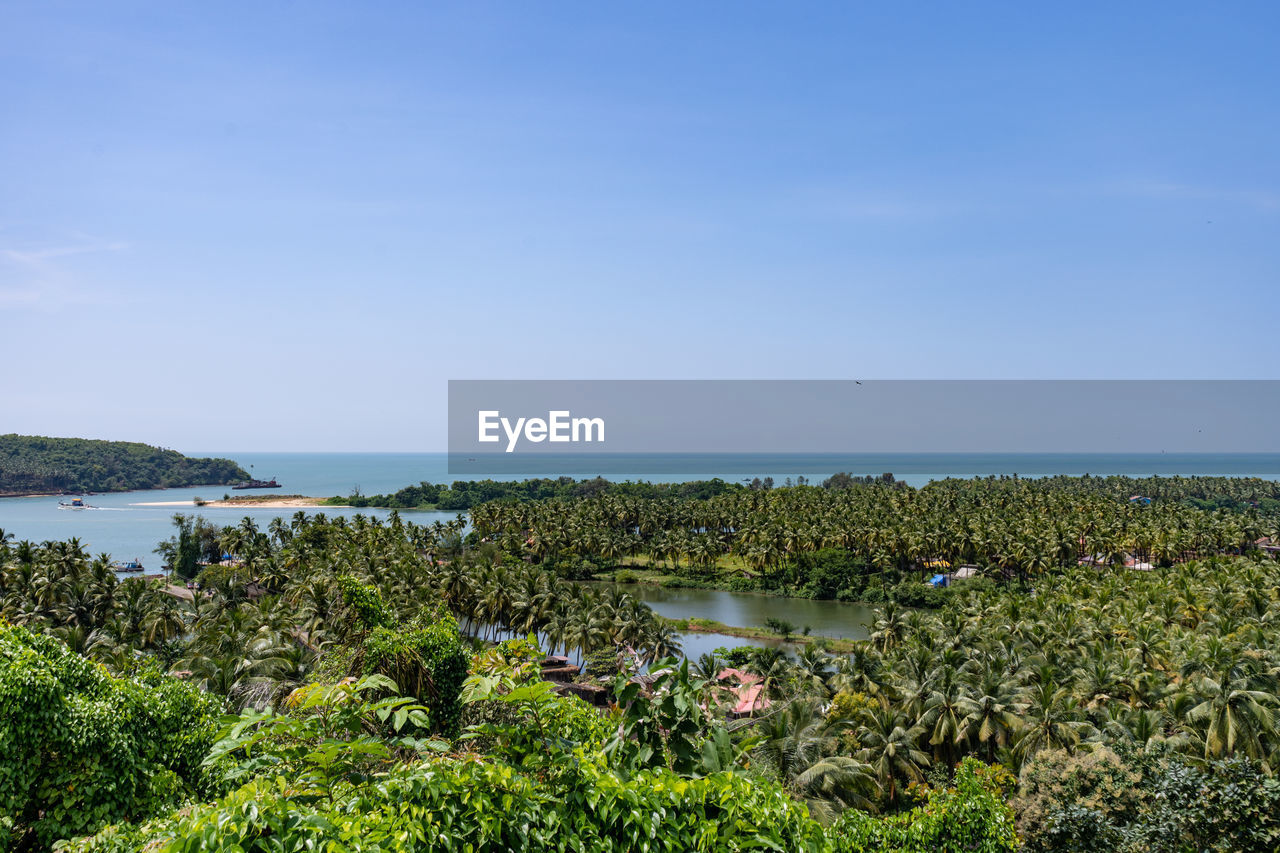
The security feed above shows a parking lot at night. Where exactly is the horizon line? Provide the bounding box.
[191,449,1280,456]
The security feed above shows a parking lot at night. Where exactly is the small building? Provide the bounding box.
[716,668,771,718]
[538,655,581,683]
[552,681,609,705]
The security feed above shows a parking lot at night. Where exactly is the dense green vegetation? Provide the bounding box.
[987,473,1280,511]
[2,472,1279,850]
[0,623,221,850]
[326,475,745,510]
[0,434,247,495]
[328,471,1280,514]
[470,475,1280,598]
[64,660,832,853]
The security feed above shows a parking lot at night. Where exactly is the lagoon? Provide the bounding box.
[587,581,879,662]
[588,581,876,641]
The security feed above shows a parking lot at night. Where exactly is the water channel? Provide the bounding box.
[583,582,878,660]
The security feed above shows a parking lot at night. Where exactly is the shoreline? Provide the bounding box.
[660,616,862,652]
[133,496,348,509]
[0,482,245,500]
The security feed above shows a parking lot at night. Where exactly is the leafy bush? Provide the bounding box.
[1017,749,1280,853]
[546,556,600,581]
[765,616,798,638]
[826,690,879,723]
[337,575,394,630]
[726,574,762,592]
[891,581,949,608]
[860,586,887,604]
[1133,755,1280,853]
[68,755,825,853]
[323,579,470,737]
[835,582,865,602]
[461,658,613,766]
[202,675,437,799]
[69,671,821,853]
[359,614,469,737]
[605,658,729,777]
[1015,747,1146,850]
[0,624,221,851]
[829,758,1019,852]
[793,548,872,599]
[956,575,998,596]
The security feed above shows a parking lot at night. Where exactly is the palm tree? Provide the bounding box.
[143,594,188,647]
[565,606,608,658]
[1181,671,1278,762]
[855,705,929,808]
[919,665,970,766]
[869,604,908,653]
[1012,681,1095,767]
[959,670,1026,764]
[752,699,878,823]
[640,620,682,664]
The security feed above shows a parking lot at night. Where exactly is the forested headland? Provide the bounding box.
[0,434,248,495]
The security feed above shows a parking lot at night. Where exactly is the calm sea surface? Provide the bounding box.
[3,452,1278,569]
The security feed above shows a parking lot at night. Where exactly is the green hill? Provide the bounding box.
[0,434,249,496]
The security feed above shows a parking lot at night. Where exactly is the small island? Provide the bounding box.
[0,434,249,496]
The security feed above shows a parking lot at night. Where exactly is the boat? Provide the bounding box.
[111,558,145,573]
[232,478,282,490]
[57,497,94,510]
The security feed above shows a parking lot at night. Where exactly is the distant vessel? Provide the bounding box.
[232,478,282,490]
[57,497,93,510]
[111,558,144,572]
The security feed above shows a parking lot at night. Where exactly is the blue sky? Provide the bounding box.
[2,3,1277,451]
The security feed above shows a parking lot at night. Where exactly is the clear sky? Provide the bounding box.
[3,3,1277,451]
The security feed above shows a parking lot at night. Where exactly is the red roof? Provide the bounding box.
[716,668,770,715]
[716,667,762,685]
[731,683,770,715]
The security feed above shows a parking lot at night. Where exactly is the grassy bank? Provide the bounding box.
[600,555,956,610]
[658,615,863,652]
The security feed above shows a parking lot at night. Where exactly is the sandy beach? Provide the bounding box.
[132,496,345,509]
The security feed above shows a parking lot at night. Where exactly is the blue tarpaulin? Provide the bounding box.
[929,574,948,587]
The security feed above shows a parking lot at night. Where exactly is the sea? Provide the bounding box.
[2,452,1279,568]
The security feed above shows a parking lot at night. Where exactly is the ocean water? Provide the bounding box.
[2,452,1279,566]
[442,451,1280,481]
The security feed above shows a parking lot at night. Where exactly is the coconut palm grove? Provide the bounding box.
[2,473,1279,851]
